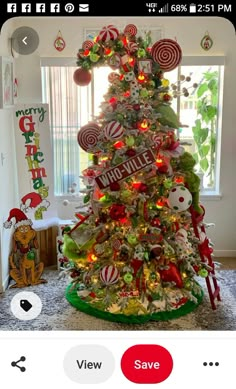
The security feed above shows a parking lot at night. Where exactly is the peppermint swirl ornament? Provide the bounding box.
[82,40,94,50]
[100,265,119,285]
[103,121,124,140]
[108,72,119,83]
[77,122,100,153]
[127,41,138,53]
[152,134,162,148]
[151,39,182,72]
[124,24,138,36]
[98,25,119,42]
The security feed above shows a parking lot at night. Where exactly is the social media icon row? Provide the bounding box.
[7,3,89,13]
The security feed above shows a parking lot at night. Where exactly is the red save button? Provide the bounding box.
[121,344,173,384]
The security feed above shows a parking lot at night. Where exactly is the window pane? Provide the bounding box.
[41,66,91,196]
[179,65,222,191]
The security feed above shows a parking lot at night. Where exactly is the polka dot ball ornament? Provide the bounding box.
[167,185,192,212]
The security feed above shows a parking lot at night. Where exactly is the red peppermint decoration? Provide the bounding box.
[151,39,182,72]
[98,25,119,41]
[103,120,124,140]
[124,24,138,36]
[108,72,119,83]
[77,122,100,153]
[82,40,94,50]
[100,265,119,285]
[152,134,162,148]
[127,41,138,53]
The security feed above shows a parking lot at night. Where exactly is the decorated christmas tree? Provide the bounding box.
[63,24,220,323]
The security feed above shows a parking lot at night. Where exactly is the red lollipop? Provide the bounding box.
[151,39,182,72]
[124,24,138,36]
[77,122,100,153]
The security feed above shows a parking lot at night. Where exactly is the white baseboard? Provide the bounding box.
[2,275,9,292]
[213,250,236,258]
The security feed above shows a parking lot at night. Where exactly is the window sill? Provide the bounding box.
[200,191,222,201]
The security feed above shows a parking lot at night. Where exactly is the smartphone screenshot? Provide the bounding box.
[0,1,235,387]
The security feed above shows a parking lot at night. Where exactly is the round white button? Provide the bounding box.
[10,292,42,320]
[63,345,115,384]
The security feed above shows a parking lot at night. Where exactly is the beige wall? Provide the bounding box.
[0,16,235,266]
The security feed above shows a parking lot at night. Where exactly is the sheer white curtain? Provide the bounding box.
[41,66,91,195]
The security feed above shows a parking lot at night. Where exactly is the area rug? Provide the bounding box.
[0,269,235,330]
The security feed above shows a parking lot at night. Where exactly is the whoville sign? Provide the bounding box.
[14,104,53,220]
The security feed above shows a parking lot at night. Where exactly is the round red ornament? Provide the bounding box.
[151,39,182,72]
[109,204,126,221]
[73,68,92,86]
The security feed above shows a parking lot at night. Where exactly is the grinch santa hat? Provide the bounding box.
[20,192,50,212]
[4,208,32,229]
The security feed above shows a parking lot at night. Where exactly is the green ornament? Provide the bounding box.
[116,113,124,122]
[150,272,157,280]
[198,268,208,278]
[148,80,156,88]
[163,179,173,189]
[121,189,131,199]
[90,53,100,63]
[124,272,133,283]
[140,88,149,98]
[127,234,138,246]
[137,48,146,58]
[150,124,157,131]
[144,251,149,261]
[184,280,192,289]
[126,136,135,147]
[117,40,124,49]
[27,250,35,260]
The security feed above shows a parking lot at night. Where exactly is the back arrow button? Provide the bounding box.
[22,36,27,45]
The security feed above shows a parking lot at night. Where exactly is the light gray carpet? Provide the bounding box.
[0,269,235,330]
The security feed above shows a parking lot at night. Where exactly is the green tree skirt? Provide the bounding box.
[65,284,204,324]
